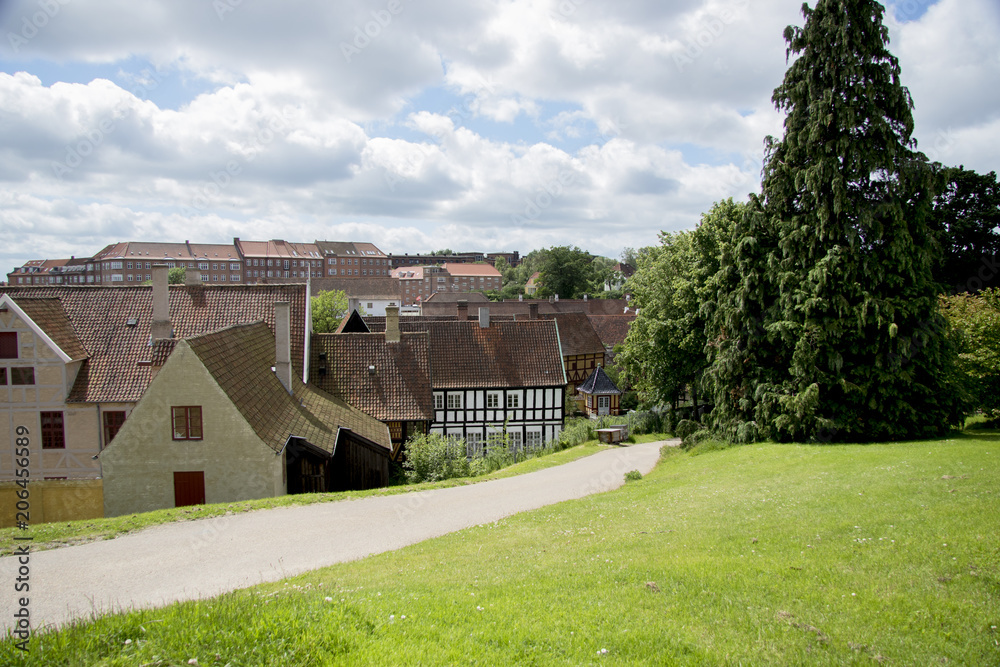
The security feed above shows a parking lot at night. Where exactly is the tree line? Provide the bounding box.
[618,0,1000,443]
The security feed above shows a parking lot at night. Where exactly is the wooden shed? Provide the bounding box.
[577,366,622,418]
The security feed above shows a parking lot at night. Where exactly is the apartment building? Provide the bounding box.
[87,241,244,285]
[316,241,391,279]
[234,238,324,284]
[393,263,502,305]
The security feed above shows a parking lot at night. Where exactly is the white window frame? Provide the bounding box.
[506,393,520,409]
[486,391,501,409]
[447,393,463,410]
[433,393,444,410]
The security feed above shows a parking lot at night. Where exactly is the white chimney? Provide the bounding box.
[275,302,293,394]
[150,264,171,340]
[385,305,400,343]
[186,267,202,286]
[479,307,490,328]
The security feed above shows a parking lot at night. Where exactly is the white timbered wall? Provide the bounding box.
[430,386,564,446]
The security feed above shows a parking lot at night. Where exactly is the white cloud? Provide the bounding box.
[0,0,997,272]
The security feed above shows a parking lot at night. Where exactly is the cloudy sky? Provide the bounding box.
[1,0,997,272]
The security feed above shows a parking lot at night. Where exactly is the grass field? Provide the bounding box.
[3,432,998,665]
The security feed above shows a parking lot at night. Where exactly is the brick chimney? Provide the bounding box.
[275,302,293,394]
[456,299,468,321]
[185,266,202,286]
[529,302,539,320]
[479,307,490,328]
[150,264,171,340]
[385,305,400,343]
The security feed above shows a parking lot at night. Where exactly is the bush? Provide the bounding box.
[624,470,642,482]
[402,433,471,483]
[675,419,702,441]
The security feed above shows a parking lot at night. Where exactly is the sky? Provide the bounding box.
[0,0,998,272]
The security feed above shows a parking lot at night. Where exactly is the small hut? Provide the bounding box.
[576,365,622,417]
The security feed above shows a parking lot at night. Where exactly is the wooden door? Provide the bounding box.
[173,471,205,507]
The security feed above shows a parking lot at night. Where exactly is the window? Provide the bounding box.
[230,263,240,270]
[127,274,134,281]
[145,262,151,269]
[231,274,241,281]
[466,431,483,457]
[509,430,523,451]
[0,367,6,384]
[447,393,463,410]
[0,332,17,358]
[127,262,133,269]
[41,411,65,449]
[486,392,501,409]
[434,393,444,410]
[171,406,203,440]
[103,410,126,444]
[11,367,34,385]
[526,430,543,450]
[506,393,520,409]
[199,262,209,270]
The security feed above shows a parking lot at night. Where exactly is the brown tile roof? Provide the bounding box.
[315,241,387,257]
[426,320,566,389]
[311,332,433,422]
[1,284,308,403]
[310,277,401,299]
[94,241,241,261]
[235,239,322,259]
[539,312,604,358]
[11,297,88,360]
[422,291,489,303]
[188,323,389,453]
[588,315,636,348]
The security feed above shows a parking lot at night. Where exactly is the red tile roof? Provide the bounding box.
[427,320,566,389]
[2,284,308,403]
[311,332,433,422]
[10,297,88,360]
[588,315,636,348]
[188,322,389,453]
[356,317,566,389]
[539,312,604,357]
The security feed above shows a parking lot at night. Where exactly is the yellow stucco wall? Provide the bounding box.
[0,479,103,528]
[1,307,103,482]
[100,341,285,517]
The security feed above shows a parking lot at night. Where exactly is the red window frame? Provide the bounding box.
[103,410,127,444]
[171,406,203,440]
[41,411,65,449]
[0,332,16,359]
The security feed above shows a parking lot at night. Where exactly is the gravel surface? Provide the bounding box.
[0,440,669,630]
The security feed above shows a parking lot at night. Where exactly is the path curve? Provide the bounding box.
[1,440,670,630]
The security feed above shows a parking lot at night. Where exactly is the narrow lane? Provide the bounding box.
[1,440,669,630]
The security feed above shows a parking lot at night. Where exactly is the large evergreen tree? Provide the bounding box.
[708,0,965,442]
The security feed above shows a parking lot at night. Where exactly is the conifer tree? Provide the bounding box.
[709,0,965,442]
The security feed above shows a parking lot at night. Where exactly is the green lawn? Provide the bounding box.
[4,433,998,665]
[0,441,619,555]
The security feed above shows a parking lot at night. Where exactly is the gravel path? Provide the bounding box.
[1,440,670,631]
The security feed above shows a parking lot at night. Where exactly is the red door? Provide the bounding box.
[173,471,205,507]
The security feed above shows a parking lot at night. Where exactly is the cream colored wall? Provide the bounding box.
[1,309,101,482]
[100,341,285,517]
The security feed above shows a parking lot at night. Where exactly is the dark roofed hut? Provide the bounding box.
[576,365,622,418]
